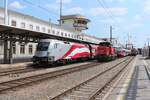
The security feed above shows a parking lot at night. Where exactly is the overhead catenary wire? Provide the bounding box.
[22,0,59,16]
[96,0,130,45]
[96,0,116,23]
[101,0,116,21]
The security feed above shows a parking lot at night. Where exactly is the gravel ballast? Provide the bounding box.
[0,57,128,100]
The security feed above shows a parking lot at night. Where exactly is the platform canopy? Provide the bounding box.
[0,24,100,45]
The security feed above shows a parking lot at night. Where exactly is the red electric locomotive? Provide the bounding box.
[96,41,116,61]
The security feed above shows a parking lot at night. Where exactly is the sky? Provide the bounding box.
[0,0,150,48]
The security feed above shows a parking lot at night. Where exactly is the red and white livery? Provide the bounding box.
[33,39,98,64]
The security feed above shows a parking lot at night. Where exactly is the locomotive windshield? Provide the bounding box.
[36,42,50,51]
[99,42,111,46]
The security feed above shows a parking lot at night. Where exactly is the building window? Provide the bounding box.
[68,34,70,37]
[42,27,45,32]
[61,32,63,36]
[52,30,55,34]
[21,22,25,28]
[57,31,59,35]
[20,44,25,54]
[29,24,33,30]
[11,20,16,26]
[71,35,74,38]
[29,45,33,54]
[12,43,16,54]
[48,29,51,33]
[74,35,77,39]
[36,26,40,31]
[65,33,67,37]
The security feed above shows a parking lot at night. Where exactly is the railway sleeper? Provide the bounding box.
[79,87,99,91]
[81,84,99,88]
[77,88,96,93]
[63,94,89,100]
[71,90,93,95]
[0,83,20,87]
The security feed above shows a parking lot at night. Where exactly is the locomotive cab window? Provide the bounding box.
[37,42,50,51]
[99,42,112,47]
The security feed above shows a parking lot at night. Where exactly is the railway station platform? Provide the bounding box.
[125,56,150,100]
[106,55,150,100]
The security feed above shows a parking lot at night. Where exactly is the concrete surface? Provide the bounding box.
[106,55,150,100]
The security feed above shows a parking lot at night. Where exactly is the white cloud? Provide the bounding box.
[9,1,25,9]
[90,7,128,16]
[64,7,84,15]
[56,0,72,4]
[144,0,150,13]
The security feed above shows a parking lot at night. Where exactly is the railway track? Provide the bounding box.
[0,67,41,77]
[50,57,134,100]
[0,62,101,93]
[0,60,96,77]
[0,57,130,94]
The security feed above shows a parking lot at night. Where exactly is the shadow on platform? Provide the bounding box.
[124,65,139,100]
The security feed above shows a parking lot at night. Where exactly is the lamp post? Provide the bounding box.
[147,38,150,58]
[110,26,115,44]
[110,26,112,43]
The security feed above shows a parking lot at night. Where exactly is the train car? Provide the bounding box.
[117,49,130,57]
[130,48,138,56]
[117,49,126,57]
[137,48,142,55]
[32,39,98,64]
[96,41,116,61]
[125,49,131,56]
